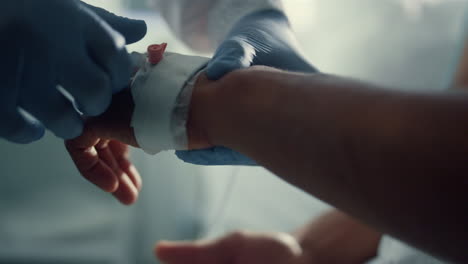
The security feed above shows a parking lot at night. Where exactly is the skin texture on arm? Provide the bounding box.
[188,67,468,263]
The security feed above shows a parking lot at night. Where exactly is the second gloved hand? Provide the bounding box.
[0,0,147,143]
[176,9,318,165]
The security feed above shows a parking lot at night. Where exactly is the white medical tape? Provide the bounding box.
[131,52,209,155]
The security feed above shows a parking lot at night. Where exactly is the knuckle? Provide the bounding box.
[88,23,125,58]
[111,31,127,50]
[97,19,127,49]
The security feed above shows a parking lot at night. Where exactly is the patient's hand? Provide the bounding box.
[65,89,142,205]
[155,209,382,264]
[64,73,222,205]
[155,231,305,264]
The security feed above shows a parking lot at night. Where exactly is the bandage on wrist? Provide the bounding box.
[130,44,209,155]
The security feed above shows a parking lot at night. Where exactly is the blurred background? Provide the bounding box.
[0,0,466,263]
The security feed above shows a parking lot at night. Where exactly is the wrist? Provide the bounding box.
[131,51,209,154]
[186,73,217,149]
[189,66,287,151]
[188,69,251,149]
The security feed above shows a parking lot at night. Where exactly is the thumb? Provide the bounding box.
[155,240,229,264]
[206,38,256,80]
[81,2,147,44]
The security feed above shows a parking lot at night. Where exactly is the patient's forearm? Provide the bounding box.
[191,67,468,262]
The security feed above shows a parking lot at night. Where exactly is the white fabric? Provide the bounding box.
[173,70,206,149]
[367,236,447,264]
[131,52,209,155]
[150,0,283,51]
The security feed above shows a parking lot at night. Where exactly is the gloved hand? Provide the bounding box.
[0,0,147,144]
[176,9,317,165]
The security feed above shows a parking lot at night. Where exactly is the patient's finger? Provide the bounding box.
[65,133,119,193]
[112,172,139,205]
[95,140,139,205]
[96,139,122,175]
[109,141,142,190]
[155,239,225,264]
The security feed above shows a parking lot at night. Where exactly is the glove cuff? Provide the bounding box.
[131,52,209,155]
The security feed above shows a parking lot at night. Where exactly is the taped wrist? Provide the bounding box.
[131,52,209,155]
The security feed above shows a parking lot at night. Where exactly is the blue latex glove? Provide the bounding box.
[0,0,147,144]
[176,9,318,166]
